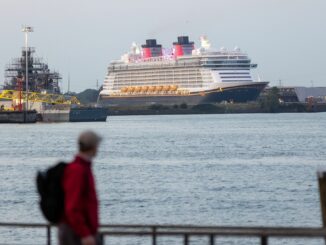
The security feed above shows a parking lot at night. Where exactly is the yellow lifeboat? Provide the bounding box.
[156,86,163,92]
[127,86,135,93]
[135,86,141,93]
[170,85,178,91]
[148,86,156,92]
[120,87,128,93]
[141,86,149,92]
[163,85,170,92]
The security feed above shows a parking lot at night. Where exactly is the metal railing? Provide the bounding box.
[0,222,326,245]
[0,222,52,245]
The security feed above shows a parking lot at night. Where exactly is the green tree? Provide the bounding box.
[260,87,280,113]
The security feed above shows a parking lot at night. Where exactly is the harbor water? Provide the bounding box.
[0,113,326,244]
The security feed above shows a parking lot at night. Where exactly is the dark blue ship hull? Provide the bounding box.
[69,107,107,122]
[99,83,268,107]
[0,110,37,123]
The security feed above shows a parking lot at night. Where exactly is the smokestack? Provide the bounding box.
[173,36,194,57]
[141,39,163,58]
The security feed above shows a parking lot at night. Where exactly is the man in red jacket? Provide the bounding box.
[59,130,102,245]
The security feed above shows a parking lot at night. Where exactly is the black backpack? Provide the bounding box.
[36,162,67,224]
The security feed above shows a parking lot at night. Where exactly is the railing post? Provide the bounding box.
[261,236,267,245]
[184,234,189,245]
[318,170,326,244]
[152,227,157,245]
[46,225,51,245]
[99,233,105,245]
[209,234,215,245]
[318,171,326,225]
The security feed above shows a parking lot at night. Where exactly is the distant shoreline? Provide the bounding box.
[106,102,326,116]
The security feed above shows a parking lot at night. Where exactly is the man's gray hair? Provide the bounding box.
[78,130,102,152]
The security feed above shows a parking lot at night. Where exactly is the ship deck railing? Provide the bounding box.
[1,222,326,245]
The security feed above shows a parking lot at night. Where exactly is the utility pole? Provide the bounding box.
[22,26,33,122]
[68,73,71,93]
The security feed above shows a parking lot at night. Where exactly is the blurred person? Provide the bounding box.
[59,130,102,245]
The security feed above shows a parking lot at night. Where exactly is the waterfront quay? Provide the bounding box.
[2,222,326,245]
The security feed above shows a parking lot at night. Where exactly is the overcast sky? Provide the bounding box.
[0,0,325,92]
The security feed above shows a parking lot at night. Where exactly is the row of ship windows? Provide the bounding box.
[221,80,252,82]
[202,60,250,64]
[110,63,201,70]
[212,68,250,71]
[105,79,212,85]
[219,72,250,75]
[110,61,251,71]
[112,83,205,90]
[112,80,207,86]
[109,66,249,73]
[112,74,212,80]
[108,79,213,84]
[113,78,205,84]
[112,85,205,90]
[113,74,203,79]
[113,78,212,84]
[112,73,210,77]
[108,72,212,77]
[105,82,214,90]
[113,69,212,74]
[113,77,206,81]
[112,75,205,81]
[201,56,248,60]
[204,65,251,68]
[111,69,203,75]
[220,76,252,79]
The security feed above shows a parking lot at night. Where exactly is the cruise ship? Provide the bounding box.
[98,36,268,107]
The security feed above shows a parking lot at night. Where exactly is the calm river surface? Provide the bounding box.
[0,113,325,244]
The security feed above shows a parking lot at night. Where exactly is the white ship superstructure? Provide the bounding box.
[99,36,268,106]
